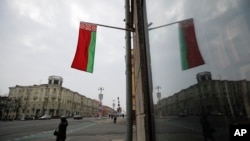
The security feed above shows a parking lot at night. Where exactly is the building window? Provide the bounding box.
[54,80,59,85]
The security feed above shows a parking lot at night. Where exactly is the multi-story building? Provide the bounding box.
[5,75,111,120]
[0,96,13,120]
[157,72,250,118]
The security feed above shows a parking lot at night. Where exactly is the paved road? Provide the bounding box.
[0,117,136,141]
[155,116,229,141]
[2,116,230,141]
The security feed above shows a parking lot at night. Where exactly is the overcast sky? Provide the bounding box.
[1,0,250,108]
[0,0,126,110]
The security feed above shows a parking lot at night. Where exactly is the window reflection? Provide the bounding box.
[147,0,250,140]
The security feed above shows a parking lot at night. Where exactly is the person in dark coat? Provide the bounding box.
[113,115,117,124]
[56,116,68,141]
[200,114,215,141]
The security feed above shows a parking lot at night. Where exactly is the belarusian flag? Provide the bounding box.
[71,22,97,73]
[178,18,205,70]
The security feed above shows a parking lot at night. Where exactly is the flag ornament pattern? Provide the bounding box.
[71,22,97,73]
[178,19,205,70]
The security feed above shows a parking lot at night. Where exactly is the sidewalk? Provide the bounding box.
[88,117,136,141]
[37,117,136,141]
[93,117,127,124]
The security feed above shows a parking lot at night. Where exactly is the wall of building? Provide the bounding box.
[158,80,250,118]
[133,1,155,141]
[5,83,111,120]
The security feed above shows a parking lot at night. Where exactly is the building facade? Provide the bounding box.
[5,75,112,120]
[157,72,250,118]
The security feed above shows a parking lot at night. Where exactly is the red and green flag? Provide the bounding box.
[178,18,205,70]
[71,22,97,73]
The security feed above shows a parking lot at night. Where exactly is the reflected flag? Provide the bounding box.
[178,18,205,70]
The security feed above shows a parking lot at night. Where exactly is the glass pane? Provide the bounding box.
[146,1,250,141]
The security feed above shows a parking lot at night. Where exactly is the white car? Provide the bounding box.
[74,115,83,120]
[39,115,51,120]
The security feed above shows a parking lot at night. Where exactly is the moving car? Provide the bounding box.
[73,115,82,120]
[39,114,51,120]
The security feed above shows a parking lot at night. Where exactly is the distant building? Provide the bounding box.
[5,75,113,120]
[102,105,115,117]
[158,72,250,118]
[0,96,10,120]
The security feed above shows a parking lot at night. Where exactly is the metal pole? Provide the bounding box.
[148,18,193,31]
[80,21,134,32]
[125,0,132,140]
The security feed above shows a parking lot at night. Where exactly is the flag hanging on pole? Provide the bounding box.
[71,22,97,73]
[178,18,205,70]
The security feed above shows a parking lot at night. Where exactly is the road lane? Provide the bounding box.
[0,119,96,141]
[0,117,133,141]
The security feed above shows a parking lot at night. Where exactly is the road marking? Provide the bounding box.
[10,122,96,141]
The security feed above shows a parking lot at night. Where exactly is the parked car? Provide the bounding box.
[25,116,35,120]
[178,112,188,117]
[74,115,83,120]
[39,114,51,120]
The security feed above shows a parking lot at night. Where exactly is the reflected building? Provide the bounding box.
[5,75,113,120]
[158,71,250,118]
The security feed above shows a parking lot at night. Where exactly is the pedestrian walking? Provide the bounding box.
[113,115,117,124]
[200,114,216,141]
[56,116,68,141]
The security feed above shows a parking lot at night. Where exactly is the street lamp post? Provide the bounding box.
[117,97,121,115]
[156,86,161,116]
[112,100,115,111]
[156,86,161,101]
[98,87,104,119]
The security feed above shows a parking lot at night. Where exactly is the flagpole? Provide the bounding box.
[148,18,193,31]
[81,21,135,32]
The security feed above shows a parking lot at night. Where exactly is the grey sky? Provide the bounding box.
[0,0,126,110]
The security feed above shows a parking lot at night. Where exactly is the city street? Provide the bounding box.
[0,116,231,141]
[0,117,134,141]
[155,116,229,141]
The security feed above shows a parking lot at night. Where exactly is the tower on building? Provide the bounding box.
[48,75,63,86]
[196,71,212,83]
